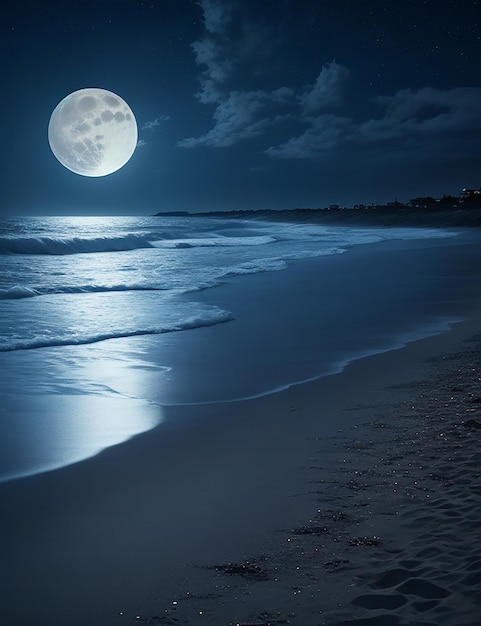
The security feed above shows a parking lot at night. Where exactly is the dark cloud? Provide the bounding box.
[181,0,481,176]
[189,0,236,104]
[299,62,351,113]
[363,87,481,140]
[179,0,295,146]
[265,114,354,159]
[266,85,481,160]
[178,88,293,148]
[198,0,234,35]
[141,115,171,131]
[180,4,355,154]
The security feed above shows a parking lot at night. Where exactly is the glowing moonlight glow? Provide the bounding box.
[48,88,138,177]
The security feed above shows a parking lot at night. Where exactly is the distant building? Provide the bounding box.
[459,187,481,201]
[439,194,458,205]
[408,197,436,209]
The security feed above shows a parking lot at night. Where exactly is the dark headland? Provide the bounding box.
[156,187,481,228]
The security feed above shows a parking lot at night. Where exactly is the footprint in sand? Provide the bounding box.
[395,578,450,599]
[351,593,407,610]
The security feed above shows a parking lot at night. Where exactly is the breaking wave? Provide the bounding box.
[0,234,155,255]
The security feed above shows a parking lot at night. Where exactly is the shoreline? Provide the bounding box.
[2,315,481,625]
[164,232,481,405]
[2,231,480,484]
[124,317,481,626]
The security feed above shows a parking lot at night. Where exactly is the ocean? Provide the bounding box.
[1,214,480,482]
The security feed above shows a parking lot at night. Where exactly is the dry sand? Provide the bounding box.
[121,324,481,626]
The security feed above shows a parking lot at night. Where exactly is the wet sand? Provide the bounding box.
[1,317,481,625]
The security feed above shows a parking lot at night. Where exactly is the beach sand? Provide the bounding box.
[119,320,481,626]
[2,317,481,625]
[171,327,481,626]
[1,235,481,626]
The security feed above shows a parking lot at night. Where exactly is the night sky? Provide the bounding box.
[2,0,481,215]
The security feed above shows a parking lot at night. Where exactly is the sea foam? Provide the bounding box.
[0,306,234,352]
[0,284,165,300]
[151,234,276,248]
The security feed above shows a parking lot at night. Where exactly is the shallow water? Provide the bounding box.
[1,215,479,481]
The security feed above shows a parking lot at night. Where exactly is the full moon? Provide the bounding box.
[48,88,138,177]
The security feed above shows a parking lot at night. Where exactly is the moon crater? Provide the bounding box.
[48,88,137,177]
